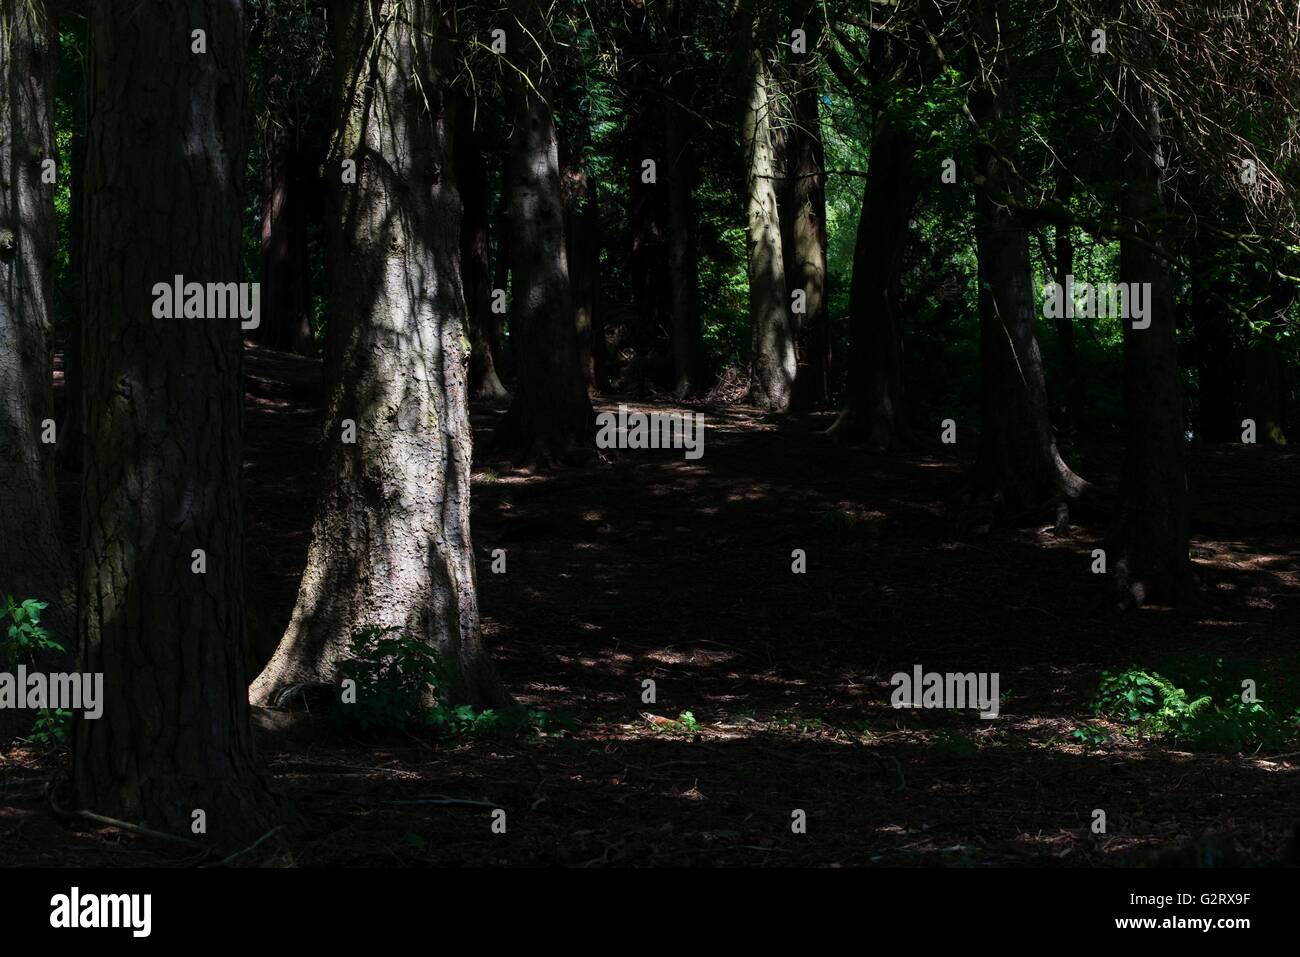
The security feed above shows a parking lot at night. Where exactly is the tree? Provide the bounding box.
[741,37,795,412]
[497,0,594,463]
[1111,63,1193,605]
[74,0,281,841]
[662,0,707,396]
[965,0,1084,510]
[455,98,510,400]
[251,0,509,708]
[782,2,829,411]
[828,107,921,448]
[622,0,670,388]
[0,0,71,647]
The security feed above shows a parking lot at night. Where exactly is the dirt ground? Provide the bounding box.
[3,346,1298,867]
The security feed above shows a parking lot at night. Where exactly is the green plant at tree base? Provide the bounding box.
[2,597,71,747]
[334,626,573,738]
[22,708,72,746]
[2,596,63,666]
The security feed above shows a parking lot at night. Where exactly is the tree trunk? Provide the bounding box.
[1244,279,1292,446]
[251,1,509,709]
[743,47,794,411]
[1190,242,1236,443]
[563,152,601,395]
[784,12,829,411]
[74,0,282,842]
[0,0,72,646]
[827,110,919,448]
[497,0,594,464]
[455,100,509,400]
[253,107,314,354]
[1112,71,1193,606]
[664,0,706,397]
[965,0,1083,509]
[623,0,670,389]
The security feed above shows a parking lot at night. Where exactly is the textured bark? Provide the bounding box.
[827,111,919,448]
[784,11,829,411]
[0,1,71,646]
[497,0,594,463]
[74,0,282,842]
[253,107,314,354]
[1112,71,1193,606]
[455,101,509,400]
[743,47,794,411]
[965,0,1083,509]
[252,1,508,709]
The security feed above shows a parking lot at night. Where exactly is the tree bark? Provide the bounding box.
[74,0,282,842]
[251,0,509,709]
[827,110,919,448]
[1112,70,1193,606]
[497,0,594,463]
[742,46,794,411]
[784,10,829,411]
[0,0,72,646]
[455,99,509,400]
[965,0,1083,509]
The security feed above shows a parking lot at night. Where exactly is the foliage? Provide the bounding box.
[22,708,72,746]
[1087,665,1300,753]
[2,596,63,666]
[2,596,69,748]
[335,626,572,738]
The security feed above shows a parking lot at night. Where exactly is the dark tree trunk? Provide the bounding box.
[784,10,829,411]
[1111,71,1194,606]
[0,0,71,651]
[562,142,601,395]
[827,110,919,448]
[1244,279,1292,446]
[252,1,509,709]
[1191,243,1236,443]
[455,100,509,400]
[965,0,1083,509]
[743,46,794,411]
[623,0,670,388]
[497,0,594,463]
[253,108,314,354]
[664,0,706,397]
[74,0,282,842]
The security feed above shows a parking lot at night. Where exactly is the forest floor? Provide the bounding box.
[3,345,1299,867]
